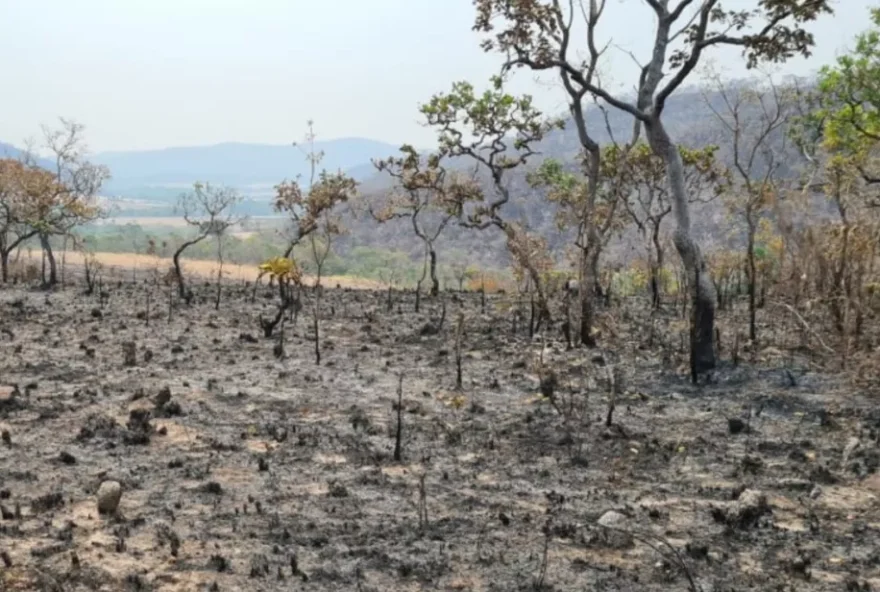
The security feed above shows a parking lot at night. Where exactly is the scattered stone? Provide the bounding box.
[778,478,812,492]
[597,510,634,548]
[716,489,769,529]
[209,554,230,572]
[122,341,137,367]
[787,554,812,580]
[842,437,861,467]
[328,482,349,498]
[1,504,15,520]
[96,481,123,515]
[155,386,172,408]
[201,481,223,495]
[58,451,77,465]
[123,409,152,445]
[727,417,746,434]
[0,385,22,414]
[741,455,764,474]
[250,553,271,578]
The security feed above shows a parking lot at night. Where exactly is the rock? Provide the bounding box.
[96,480,122,515]
[249,553,270,578]
[58,451,77,465]
[778,478,812,492]
[728,417,746,435]
[122,341,137,367]
[842,437,861,467]
[154,386,172,409]
[725,489,769,529]
[597,510,634,548]
[539,372,557,399]
[0,385,22,413]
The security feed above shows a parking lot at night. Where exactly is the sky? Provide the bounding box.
[0,0,872,154]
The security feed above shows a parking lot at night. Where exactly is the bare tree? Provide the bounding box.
[448,256,476,292]
[40,118,109,288]
[472,0,834,377]
[616,143,729,309]
[372,147,478,305]
[270,121,357,364]
[702,70,796,343]
[173,182,242,303]
[214,225,233,310]
[421,78,560,327]
[273,121,348,259]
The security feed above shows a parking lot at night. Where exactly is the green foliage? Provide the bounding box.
[814,8,880,157]
[790,6,880,189]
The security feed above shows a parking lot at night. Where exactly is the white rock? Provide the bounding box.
[96,480,122,515]
[842,437,861,467]
[597,510,634,548]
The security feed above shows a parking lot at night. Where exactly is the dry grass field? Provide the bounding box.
[42,250,383,290]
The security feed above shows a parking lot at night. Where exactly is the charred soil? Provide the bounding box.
[1,279,879,591]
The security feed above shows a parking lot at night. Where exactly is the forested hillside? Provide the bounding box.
[341,81,812,270]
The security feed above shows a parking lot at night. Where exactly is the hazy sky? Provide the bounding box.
[0,0,870,153]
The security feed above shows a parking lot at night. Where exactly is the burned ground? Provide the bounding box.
[1,278,879,591]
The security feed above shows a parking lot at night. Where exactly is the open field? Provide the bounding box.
[1,279,879,591]
[39,251,384,290]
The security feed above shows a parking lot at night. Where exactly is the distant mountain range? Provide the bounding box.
[92,138,404,196]
[0,142,55,171]
[2,81,814,257]
[2,137,404,198]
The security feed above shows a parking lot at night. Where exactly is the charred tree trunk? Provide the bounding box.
[429,248,439,297]
[746,218,757,343]
[647,121,716,377]
[172,235,207,304]
[39,233,57,289]
[651,222,664,310]
[579,247,598,347]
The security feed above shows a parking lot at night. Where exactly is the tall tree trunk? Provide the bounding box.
[172,235,207,302]
[61,234,68,288]
[651,222,664,309]
[415,244,429,313]
[647,120,716,377]
[0,249,8,283]
[746,220,757,343]
[429,248,439,297]
[579,246,598,347]
[40,233,58,289]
